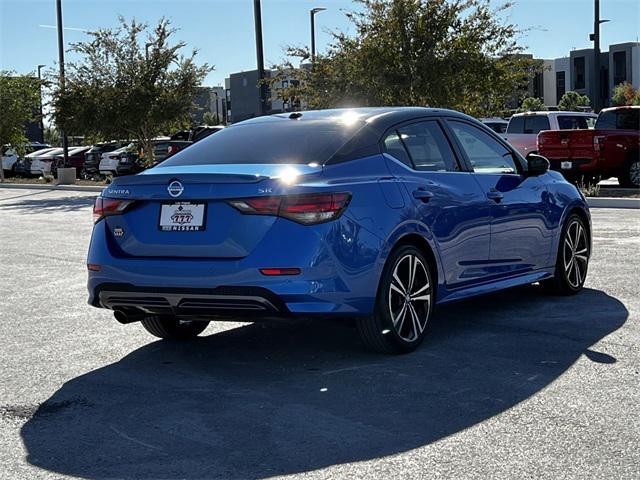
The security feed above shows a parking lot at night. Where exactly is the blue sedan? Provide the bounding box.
[87,107,591,353]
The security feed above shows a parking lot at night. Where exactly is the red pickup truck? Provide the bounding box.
[537,106,639,187]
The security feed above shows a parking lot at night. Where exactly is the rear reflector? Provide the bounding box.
[87,264,101,272]
[93,197,133,223]
[229,192,351,225]
[260,268,301,276]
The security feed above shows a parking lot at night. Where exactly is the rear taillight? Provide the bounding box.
[166,145,178,157]
[93,197,133,223]
[228,192,351,225]
[593,135,605,152]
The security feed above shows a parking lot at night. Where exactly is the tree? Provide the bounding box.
[0,72,41,181]
[557,91,591,111]
[51,17,212,165]
[611,82,640,106]
[202,111,219,125]
[268,0,540,117]
[518,96,547,112]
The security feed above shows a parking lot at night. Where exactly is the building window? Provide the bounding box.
[613,51,627,86]
[556,71,566,104]
[574,57,585,90]
[533,72,544,99]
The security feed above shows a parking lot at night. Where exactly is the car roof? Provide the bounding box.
[235,107,472,133]
[512,111,597,118]
[26,147,60,157]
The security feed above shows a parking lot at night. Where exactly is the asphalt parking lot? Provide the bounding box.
[0,187,638,480]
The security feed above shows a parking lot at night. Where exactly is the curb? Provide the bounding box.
[0,183,105,193]
[587,197,640,209]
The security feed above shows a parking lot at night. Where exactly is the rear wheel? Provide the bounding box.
[541,214,589,295]
[357,245,435,354]
[141,316,209,340]
[618,155,640,188]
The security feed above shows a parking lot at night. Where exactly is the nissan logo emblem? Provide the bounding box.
[167,180,184,198]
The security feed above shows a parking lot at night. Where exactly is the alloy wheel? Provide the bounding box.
[563,220,589,289]
[388,254,432,342]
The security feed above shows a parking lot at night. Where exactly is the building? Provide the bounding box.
[224,69,306,123]
[191,86,226,125]
[538,42,640,109]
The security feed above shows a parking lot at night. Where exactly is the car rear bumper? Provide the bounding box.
[87,216,383,317]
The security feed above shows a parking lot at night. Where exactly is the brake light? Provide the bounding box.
[166,145,178,157]
[228,192,351,225]
[93,197,133,223]
[593,135,605,152]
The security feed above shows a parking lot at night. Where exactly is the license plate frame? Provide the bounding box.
[158,202,207,232]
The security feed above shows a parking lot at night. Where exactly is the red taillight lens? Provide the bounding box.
[228,192,351,225]
[593,135,605,152]
[166,145,177,157]
[93,197,133,223]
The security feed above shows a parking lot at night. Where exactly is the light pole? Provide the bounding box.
[37,64,46,144]
[56,0,69,165]
[253,0,267,116]
[590,0,610,111]
[310,7,326,64]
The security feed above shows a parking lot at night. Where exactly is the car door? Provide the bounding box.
[446,119,553,275]
[382,118,493,288]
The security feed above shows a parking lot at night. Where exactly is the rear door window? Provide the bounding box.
[506,116,524,134]
[396,121,458,172]
[523,116,551,134]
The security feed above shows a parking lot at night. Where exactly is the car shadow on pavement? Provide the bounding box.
[1,195,95,213]
[21,286,627,479]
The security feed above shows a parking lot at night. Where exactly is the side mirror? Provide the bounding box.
[526,153,550,176]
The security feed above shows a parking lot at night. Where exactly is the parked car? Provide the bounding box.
[537,106,640,187]
[99,143,138,176]
[83,143,125,179]
[88,107,590,354]
[165,125,225,159]
[52,146,91,177]
[481,118,508,134]
[503,111,597,157]
[2,142,50,175]
[115,138,170,176]
[30,147,64,175]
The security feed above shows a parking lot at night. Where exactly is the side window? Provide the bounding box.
[506,116,524,134]
[523,116,550,134]
[397,121,458,171]
[383,132,412,167]
[448,121,519,174]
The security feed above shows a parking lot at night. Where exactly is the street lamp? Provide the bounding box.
[310,7,326,64]
[37,65,46,143]
[55,0,69,166]
[590,0,610,112]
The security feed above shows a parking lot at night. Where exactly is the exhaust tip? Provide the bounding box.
[113,309,129,324]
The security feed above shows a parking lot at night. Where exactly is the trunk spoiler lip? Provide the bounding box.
[107,163,323,187]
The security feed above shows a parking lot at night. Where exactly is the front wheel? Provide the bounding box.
[541,214,590,295]
[357,245,435,354]
[141,316,209,340]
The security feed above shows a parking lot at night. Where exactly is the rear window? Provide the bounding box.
[557,116,595,130]
[507,115,550,134]
[595,109,640,130]
[159,118,364,166]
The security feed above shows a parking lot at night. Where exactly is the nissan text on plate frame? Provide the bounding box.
[87,107,591,353]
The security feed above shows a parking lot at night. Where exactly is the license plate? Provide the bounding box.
[561,161,572,170]
[159,202,206,231]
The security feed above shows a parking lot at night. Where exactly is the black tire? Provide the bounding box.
[540,213,589,295]
[357,245,435,354]
[618,154,640,189]
[141,316,209,340]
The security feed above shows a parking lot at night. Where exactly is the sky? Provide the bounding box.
[1,0,639,87]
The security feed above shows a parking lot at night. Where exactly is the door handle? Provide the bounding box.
[412,189,434,202]
[487,189,504,203]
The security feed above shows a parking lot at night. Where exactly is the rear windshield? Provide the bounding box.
[557,116,596,130]
[595,109,640,130]
[158,118,364,167]
[506,115,550,134]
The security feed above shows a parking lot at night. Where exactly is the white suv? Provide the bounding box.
[503,111,597,157]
